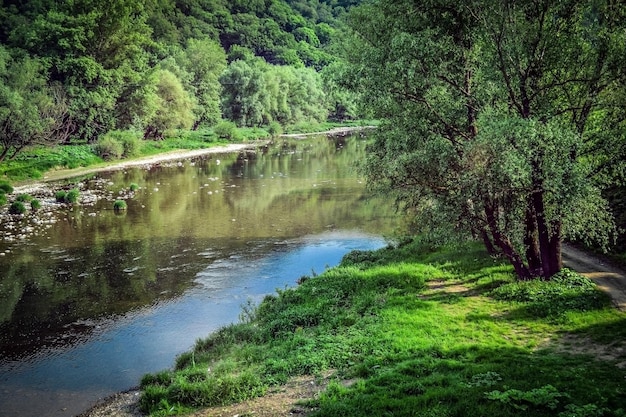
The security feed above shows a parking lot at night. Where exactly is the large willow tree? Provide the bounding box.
[345,0,626,279]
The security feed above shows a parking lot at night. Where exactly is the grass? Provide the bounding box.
[0,122,371,182]
[139,239,626,417]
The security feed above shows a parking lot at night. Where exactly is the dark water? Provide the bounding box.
[0,135,401,417]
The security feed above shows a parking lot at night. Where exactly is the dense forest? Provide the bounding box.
[0,0,361,160]
[1,0,625,275]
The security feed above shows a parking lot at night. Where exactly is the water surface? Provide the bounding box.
[0,135,401,417]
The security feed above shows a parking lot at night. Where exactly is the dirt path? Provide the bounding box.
[562,242,626,310]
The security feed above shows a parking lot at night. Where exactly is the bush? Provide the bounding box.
[16,194,32,202]
[490,268,609,317]
[55,191,68,203]
[213,121,240,141]
[8,201,26,215]
[268,121,283,137]
[129,183,139,192]
[93,135,124,160]
[106,130,142,158]
[66,189,80,204]
[30,199,41,210]
[113,200,128,211]
[55,189,80,204]
[0,193,6,207]
[0,181,13,194]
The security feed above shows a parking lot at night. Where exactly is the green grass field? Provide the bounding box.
[139,239,626,416]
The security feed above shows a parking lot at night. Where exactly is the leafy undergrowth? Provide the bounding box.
[140,240,626,417]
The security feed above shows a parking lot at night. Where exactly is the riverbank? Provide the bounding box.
[86,239,626,417]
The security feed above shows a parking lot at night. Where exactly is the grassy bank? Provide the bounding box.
[0,121,375,182]
[139,239,626,417]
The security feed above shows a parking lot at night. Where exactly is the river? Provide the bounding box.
[0,134,401,417]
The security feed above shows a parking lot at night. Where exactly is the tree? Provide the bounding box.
[179,38,227,128]
[10,0,152,141]
[0,47,68,161]
[144,69,195,139]
[345,0,626,279]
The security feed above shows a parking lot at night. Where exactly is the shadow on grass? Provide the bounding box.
[313,344,626,417]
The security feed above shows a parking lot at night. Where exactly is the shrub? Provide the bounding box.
[268,121,283,137]
[55,189,80,204]
[55,191,68,203]
[16,194,32,202]
[93,135,124,160]
[66,189,80,203]
[490,268,609,317]
[113,200,128,211]
[0,181,14,194]
[8,201,26,215]
[0,193,6,206]
[129,183,139,192]
[213,121,240,141]
[30,199,41,210]
[109,130,143,158]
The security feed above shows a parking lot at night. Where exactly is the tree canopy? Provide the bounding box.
[344,0,626,279]
[0,0,361,149]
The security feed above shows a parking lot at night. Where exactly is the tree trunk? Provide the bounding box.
[531,179,562,279]
[484,199,532,279]
[524,203,542,277]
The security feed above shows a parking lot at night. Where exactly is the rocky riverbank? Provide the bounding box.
[0,144,259,251]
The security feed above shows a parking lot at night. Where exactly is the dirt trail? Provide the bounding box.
[562,242,626,310]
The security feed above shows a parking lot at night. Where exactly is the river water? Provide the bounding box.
[0,135,401,417]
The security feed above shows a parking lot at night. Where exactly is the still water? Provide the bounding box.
[0,135,401,417]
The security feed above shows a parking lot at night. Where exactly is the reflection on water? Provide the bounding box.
[0,135,401,417]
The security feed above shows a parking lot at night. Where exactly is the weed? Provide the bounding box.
[55,191,68,203]
[15,194,32,202]
[490,268,610,318]
[485,385,566,411]
[0,181,13,194]
[93,135,124,160]
[30,199,41,210]
[213,121,240,141]
[66,189,80,204]
[8,201,26,214]
[113,200,128,211]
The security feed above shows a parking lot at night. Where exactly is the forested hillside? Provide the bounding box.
[0,0,360,159]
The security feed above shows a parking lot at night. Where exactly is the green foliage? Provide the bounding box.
[66,188,80,204]
[8,201,26,214]
[101,130,143,158]
[0,181,14,194]
[213,121,240,141]
[267,121,283,137]
[139,240,626,416]
[145,69,195,139]
[113,200,128,211]
[93,135,124,161]
[220,58,328,127]
[485,385,565,411]
[55,189,80,204]
[0,45,68,160]
[15,194,32,202]
[343,0,626,279]
[30,199,41,210]
[129,183,139,192]
[490,269,610,318]
[0,193,6,206]
[55,191,68,203]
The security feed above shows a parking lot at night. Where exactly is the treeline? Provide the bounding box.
[0,0,360,161]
